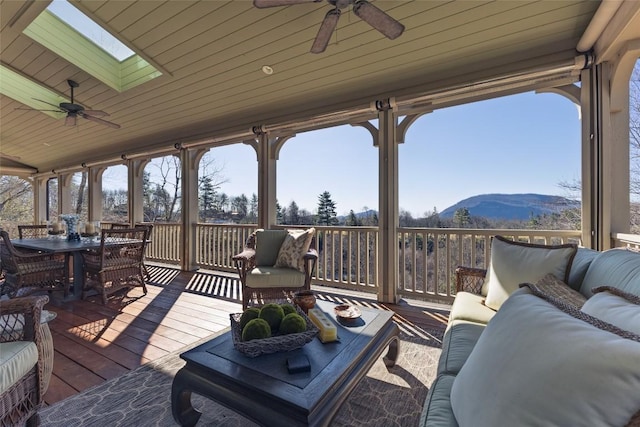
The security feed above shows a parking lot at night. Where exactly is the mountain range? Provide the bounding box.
[439,193,579,220]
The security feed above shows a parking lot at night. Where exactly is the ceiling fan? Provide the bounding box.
[253,0,405,54]
[20,79,121,129]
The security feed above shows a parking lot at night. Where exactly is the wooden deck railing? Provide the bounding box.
[3,221,588,302]
[612,233,640,251]
[192,224,582,303]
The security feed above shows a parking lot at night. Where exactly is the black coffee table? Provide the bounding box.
[171,299,399,427]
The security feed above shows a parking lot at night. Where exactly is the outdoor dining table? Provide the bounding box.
[12,238,102,300]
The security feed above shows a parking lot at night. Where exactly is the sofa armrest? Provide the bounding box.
[455,266,486,295]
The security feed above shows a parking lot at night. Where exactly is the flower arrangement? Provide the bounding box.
[59,214,80,240]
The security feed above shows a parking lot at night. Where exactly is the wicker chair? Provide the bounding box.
[0,295,50,427]
[109,223,131,229]
[455,266,487,295]
[233,229,318,309]
[17,225,49,239]
[0,231,67,298]
[134,223,154,282]
[81,227,149,304]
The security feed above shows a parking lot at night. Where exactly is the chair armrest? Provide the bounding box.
[455,266,487,294]
[232,248,256,278]
[0,295,48,343]
[232,248,256,263]
[12,250,62,264]
[303,248,318,261]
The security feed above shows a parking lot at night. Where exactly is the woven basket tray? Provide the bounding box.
[230,305,319,358]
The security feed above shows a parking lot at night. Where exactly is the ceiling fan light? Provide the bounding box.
[353,0,404,40]
[65,114,77,127]
[311,8,341,54]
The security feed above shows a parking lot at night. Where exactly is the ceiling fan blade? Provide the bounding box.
[15,108,63,113]
[253,0,320,8]
[353,0,404,40]
[81,113,121,129]
[65,114,77,127]
[310,8,341,54]
[33,98,63,109]
[82,110,110,117]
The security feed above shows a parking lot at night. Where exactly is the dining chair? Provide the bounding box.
[81,227,149,304]
[109,223,131,229]
[134,223,154,282]
[0,231,68,298]
[18,225,49,239]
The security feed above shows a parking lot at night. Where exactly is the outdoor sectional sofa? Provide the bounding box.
[421,237,640,427]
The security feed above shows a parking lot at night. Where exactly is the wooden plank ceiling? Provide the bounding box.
[0,0,600,173]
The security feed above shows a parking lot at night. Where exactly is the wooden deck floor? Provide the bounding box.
[42,265,450,406]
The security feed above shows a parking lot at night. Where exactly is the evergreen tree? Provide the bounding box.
[231,194,248,218]
[199,175,216,220]
[288,201,300,225]
[345,209,360,226]
[248,193,258,222]
[276,201,285,224]
[316,191,338,225]
[453,207,471,228]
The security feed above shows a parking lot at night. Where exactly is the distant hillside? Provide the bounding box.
[337,209,377,221]
[440,193,579,221]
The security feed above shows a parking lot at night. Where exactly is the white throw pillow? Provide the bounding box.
[483,236,577,310]
[581,286,640,335]
[450,289,640,427]
[274,228,315,272]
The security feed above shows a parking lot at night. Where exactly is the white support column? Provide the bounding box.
[255,127,278,229]
[88,167,105,221]
[377,99,400,304]
[32,176,48,223]
[180,147,207,271]
[58,172,73,215]
[607,46,638,240]
[127,159,148,224]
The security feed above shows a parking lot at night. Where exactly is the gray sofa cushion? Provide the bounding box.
[419,373,458,427]
[450,289,640,427]
[438,320,485,375]
[568,247,599,291]
[579,249,640,298]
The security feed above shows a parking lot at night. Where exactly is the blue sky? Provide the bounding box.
[102,90,581,217]
[205,91,581,217]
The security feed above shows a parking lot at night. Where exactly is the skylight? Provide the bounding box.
[46,0,134,62]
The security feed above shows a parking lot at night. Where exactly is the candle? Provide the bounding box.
[85,223,95,234]
[52,222,60,232]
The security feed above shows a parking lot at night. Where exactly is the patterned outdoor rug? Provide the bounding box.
[40,328,443,427]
